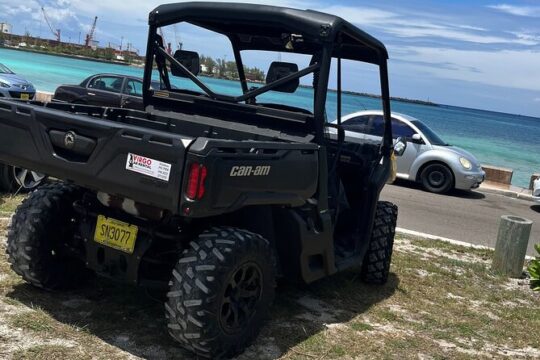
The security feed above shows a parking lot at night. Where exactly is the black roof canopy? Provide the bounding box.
[149,2,388,64]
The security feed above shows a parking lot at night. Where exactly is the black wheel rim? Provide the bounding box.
[427,169,445,188]
[220,262,263,334]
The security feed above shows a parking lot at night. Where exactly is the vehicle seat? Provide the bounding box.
[93,80,106,90]
[112,79,123,92]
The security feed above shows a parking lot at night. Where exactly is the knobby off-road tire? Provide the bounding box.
[6,182,88,290]
[360,201,398,284]
[165,227,276,359]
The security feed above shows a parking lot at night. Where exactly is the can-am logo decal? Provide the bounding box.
[230,166,271,177]
[126,153,171,181]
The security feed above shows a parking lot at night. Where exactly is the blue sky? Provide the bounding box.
[0,0,539,117]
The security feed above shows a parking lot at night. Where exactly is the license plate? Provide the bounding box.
[94,215,138,254]
[20,93,29,101]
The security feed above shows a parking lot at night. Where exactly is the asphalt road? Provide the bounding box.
[381,180,540,256]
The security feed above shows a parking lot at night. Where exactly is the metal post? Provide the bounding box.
[492,215,533,277]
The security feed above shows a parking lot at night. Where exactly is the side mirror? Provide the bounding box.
[411,133,423,144]
[171,50,200,78]
[266,62,299,93]
[394,137,407,156]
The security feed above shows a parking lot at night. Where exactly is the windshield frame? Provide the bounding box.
[0,63,14,75]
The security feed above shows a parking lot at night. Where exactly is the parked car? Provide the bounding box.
[0,63,36,100]
[53,74,171,110]
[0,64,44,192]
[533,177,540,203]
[336,110,485,194]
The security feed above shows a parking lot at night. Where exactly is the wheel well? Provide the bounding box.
[416,160,455,185]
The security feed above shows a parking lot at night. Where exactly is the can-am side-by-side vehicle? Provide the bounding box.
[0,2,404,358]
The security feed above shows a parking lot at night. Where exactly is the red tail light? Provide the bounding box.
[186,162,207,200]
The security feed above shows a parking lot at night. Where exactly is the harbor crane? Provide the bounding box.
[158,28,172,55]
[85,16,98,47]
[38,3,61,42]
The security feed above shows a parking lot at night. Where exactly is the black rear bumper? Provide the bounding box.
[0,100,188,212]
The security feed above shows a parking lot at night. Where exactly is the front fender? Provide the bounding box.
[409,149,460,181]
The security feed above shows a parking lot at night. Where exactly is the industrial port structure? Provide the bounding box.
[0,2,142,65]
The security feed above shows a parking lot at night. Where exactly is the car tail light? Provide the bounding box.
[186,162,207,200]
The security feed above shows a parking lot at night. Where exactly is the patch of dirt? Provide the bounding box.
[237,337,282,360]
[295,296,345,323]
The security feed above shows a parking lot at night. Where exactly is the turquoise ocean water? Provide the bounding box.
[1,48,539,188]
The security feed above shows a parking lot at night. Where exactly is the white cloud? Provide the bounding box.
[0,4,33,16]
[455,24,487,32]
[386,26,537,45]
[66,0,313,25]
[509,31,540,44]
[488,4,540,17]
[393,46,540,92]
[534,97,540,102]
[321,5,535,45]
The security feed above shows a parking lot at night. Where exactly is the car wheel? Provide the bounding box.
[420,163,454,194]
[0,165,46,192]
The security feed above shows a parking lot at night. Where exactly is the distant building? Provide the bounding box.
[0,22,12,34]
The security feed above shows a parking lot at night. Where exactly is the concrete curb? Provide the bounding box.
[396,227,493,250]
[477,186,534,202]
[396,227,534,260]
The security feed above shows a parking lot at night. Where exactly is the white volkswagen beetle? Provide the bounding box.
[335,110,485,194]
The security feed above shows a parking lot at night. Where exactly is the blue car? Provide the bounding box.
[0,63,44,192]
[0,63,36,100]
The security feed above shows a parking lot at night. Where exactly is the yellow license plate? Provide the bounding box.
[20,93,30,101]
[94,215,138,254]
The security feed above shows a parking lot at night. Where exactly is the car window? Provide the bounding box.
[369,115,385,137]
[342,115,370,134]
[125,80,143,97]
[392,118,416,139]
[0,63,14,74]
[88,76,124,93]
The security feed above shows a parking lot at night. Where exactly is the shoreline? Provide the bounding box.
[1,46,437,107]
[0,45,132,67]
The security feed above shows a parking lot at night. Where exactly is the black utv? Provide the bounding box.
[0,2,404,358]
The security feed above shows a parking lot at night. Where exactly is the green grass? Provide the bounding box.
[349,321,373,332]
[0,221,538,359]
[0,192,25,214]
[12,345,92,360]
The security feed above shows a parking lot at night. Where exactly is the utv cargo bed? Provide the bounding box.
[0,100,319,215]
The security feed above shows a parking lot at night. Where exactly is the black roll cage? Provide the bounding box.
[143,22,392,156]
[153,44,321,104]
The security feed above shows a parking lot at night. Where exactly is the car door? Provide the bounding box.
[392,118,422,175]
[86,75,125,107]
[341,115,371,143]
[121,79,145,110]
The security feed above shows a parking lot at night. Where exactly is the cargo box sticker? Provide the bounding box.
[126,153,171,181]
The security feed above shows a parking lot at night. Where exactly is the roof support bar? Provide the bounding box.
[157,44,320,103]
